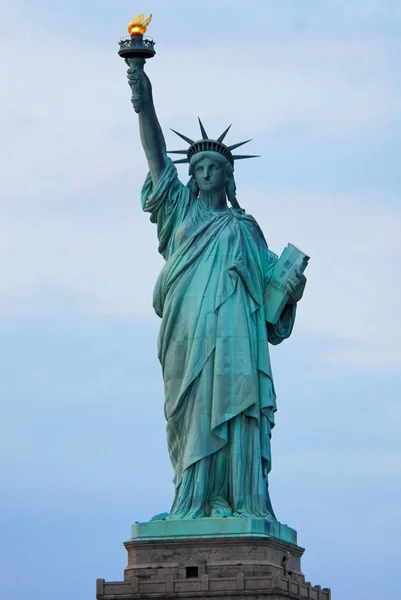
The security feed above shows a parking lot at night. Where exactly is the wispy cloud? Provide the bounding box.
[3,182,399,370]
[2,5,401,599]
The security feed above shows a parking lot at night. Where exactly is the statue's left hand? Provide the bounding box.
[286,269,307,304]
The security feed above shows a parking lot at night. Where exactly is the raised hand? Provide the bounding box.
[126,59,153,113]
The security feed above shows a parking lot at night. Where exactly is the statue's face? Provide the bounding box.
[193,157,227,193]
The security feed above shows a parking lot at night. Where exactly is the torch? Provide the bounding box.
[118,14,156,113]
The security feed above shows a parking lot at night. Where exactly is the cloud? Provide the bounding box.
[247,185,401,369]
[1,10,399,203]
[278,449,401,477]
[2,6,401,600]
[3,182,400,370]
[1,5,400,375]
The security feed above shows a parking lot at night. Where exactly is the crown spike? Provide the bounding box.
[169,121,258,166]
[228,139,252,151]
[170,129,195,145]
[233,154,260,160]
[217,125,232,143]
[198,118,209,140]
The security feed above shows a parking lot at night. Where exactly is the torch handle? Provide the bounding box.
[127,57,146,114]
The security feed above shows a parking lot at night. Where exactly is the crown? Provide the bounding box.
[168,119,259,167]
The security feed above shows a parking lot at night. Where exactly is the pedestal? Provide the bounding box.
[96,518,331,599]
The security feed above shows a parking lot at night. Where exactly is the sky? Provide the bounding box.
[1,1,401,599]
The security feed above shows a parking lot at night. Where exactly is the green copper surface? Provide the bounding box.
[124,56,307,526]
[131,517,297,546]
[141,161,296,520]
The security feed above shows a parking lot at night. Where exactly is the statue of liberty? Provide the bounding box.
[126,60,307,522]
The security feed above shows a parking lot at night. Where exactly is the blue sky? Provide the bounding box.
[1,1,401,599]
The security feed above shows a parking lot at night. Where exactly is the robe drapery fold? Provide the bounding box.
[141,160,296,519]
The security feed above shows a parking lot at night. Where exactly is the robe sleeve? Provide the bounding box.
[266,302,296,345]
[260,242,297,346]
[141,158,190,259]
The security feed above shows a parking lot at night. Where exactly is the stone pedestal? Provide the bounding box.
[97,518,330,600]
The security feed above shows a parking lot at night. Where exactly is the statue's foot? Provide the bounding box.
[166,508,207,520]
[210,506,233,518]
[233,510,252,518]
[232,509,277,520]
[151,512,169,521]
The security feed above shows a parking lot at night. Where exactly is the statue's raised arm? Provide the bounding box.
[127,64,168,186]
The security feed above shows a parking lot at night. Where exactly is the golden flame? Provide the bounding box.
[128,13,152,36]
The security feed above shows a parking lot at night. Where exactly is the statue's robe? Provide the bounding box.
[142,160,296,519]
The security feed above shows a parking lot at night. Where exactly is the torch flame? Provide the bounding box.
[128,13,152,36]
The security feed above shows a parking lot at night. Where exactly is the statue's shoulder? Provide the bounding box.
[232,208,264,234]
[233,209,274,258]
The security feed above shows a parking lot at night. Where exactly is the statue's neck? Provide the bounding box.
[199,190,227,212]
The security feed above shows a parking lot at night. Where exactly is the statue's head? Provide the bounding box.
[168,120,258,209]
[189,151,233,194]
